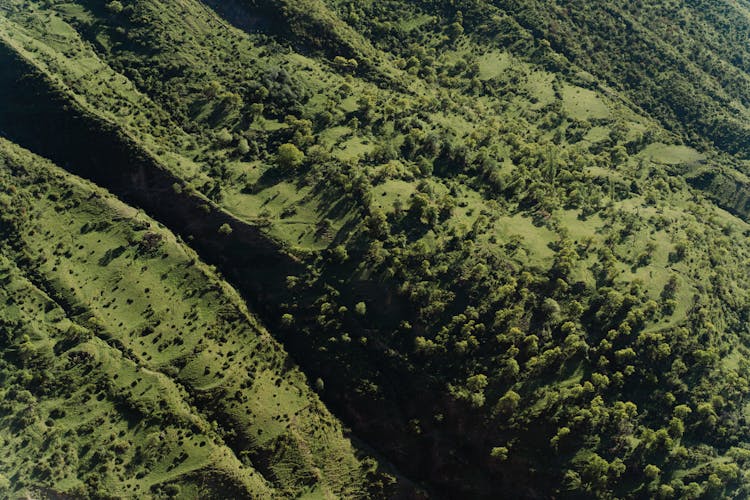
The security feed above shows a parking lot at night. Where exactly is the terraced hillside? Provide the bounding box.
[4,0,750,498]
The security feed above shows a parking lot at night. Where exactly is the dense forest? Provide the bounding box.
[3,0,750,498]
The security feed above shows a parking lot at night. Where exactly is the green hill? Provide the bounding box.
[0,139,398,498]
[3,0,750,498]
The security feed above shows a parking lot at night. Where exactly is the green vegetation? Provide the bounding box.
[0,139,395,498]
[276,143,306,171]
[3,0,750,497]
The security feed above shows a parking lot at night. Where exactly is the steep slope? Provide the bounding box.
[489,0,750,157]
[0,138,395,498]
[0,251,275,499]
[323,0,750,157]
[4,0,750,498]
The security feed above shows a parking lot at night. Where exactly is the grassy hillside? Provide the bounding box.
[3,0,750,498]
[0,138,397,498]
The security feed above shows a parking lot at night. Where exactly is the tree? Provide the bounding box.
[249,103,264,120]
[661,275,679,300]
[281,313,294,326]
[216,128,233,146]
[106,1,124,14]
[644,464,661,480]
[448,18,464,39]
[276,143,305,170]
[204,80,222,99]
[409,193,436,225]
[490,447,509,461]
[237,138,250,156]
[163,484,181,497]
[674,404,692,419]
[581,453,610,489]
[314,378,325,392]
[332,245,349,263]
[355,302,367,316]
[495,390,520,414]
[466,374,488,392]
[668,417,685,439]
[334,56,359,72]
[611,145,628,165]
[218,223,233,235]
[541,297,561,322]
[367,209,390,239]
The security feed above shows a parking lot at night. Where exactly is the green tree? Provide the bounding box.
[332,245,349,263]
[355,302,367,316]
[106,1,124,14]
[276,143,305,170]
[333,56,359,72]
[216,128,233,146]
[281,313,294,326]
[314,378,325,392]
[250,103,265,119]
[644,464,660,480]
[495,390,521,414]
[490,447,509,461]
[237,137,250,156]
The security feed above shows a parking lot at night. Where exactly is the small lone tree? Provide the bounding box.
[355,301,367,316]
[490,447,509,461]
[276,143,305,170]
[281,313,294,326]
[314,378,325,392]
